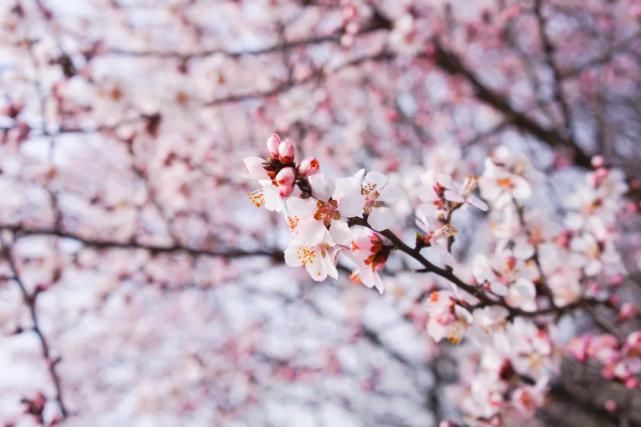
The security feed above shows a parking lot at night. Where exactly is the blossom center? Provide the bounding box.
[296,247,316,265]
[248,190,265,207]
[497,177,514,189]
[314,200,340,226]
[287,216,299,231]
[364,235,389,271]
[362,184,385,214]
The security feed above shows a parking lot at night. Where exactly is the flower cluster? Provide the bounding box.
[428,148,630,423]
[568,331,641,389]
[244,134,319,211]
[425,290,473,344]
[248,136,634,425]
[453,318,554,423]
[245,134,398,291]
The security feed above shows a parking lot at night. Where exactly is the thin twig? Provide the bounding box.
[0,234,68,419]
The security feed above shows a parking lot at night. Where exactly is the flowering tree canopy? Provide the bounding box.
[2,0,641,426]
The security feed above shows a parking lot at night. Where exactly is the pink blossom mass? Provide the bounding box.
[2,0,641,426]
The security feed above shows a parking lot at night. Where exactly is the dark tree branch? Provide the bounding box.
[533,0,573,138]
[348,217,605,320]
[0,224,284,262]
[0,234,68,419]
[429,38,593,168]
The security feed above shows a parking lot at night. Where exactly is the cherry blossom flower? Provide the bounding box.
[511,381,547,415]
[346,226,390,294]
[569,233,623,277]
[420,171,488,213]
[334,170,400,231]
[389,14,423,55]
[285,173,354,246]
[507,319,555,378]
[284,242,340,282]
[426,291,473,344]
[545,262,582,307]
[479,146,537,209]
[472,252,537,310]
[333,169,367,218]
[415,204,456,267]
[565,168,628,238]
[244,156,287,212]
[243,134,302,211]
[473,306,509,334]
[286,197,351,247]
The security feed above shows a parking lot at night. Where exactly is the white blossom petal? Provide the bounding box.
[467,194,489,211]
[305,253,327,281]
[512,176,532,200]
[293,220,330,246]
[261,182,283,212]
[444,189,464,203]
[378,182,402,203]
[286,197,316,217]
[367,207,393,231]
[329,220,352,246]
[338,193,365,218]
[243,157,267,179]
[284,246,303,267]
[364,170,388,189]
[308,173,334,200]
[491,281,509,297]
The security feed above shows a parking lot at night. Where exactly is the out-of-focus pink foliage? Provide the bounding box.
[2,0,641,426]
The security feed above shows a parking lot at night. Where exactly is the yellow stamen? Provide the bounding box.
[287,216,299,231]
[248,190,265,207]
[297,247,316,265]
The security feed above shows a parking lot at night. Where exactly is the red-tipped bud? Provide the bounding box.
[266,133,281,157]
[278,139,295,163]
[591,155,605,168]
[619,303,638,321]
[604,399,619,413]
[298,158,319,176]
[278,182,295,198]
[625,377,638,389]
[275,167,296,187]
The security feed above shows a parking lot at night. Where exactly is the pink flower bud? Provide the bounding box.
[298,158,319,176]
[626,201,638,213]
[266,133,281,157]
[278,139,295,163]
[625,376,638,389]
[610,274,625,286]
[278,182,294,198]
[619,303,638,321]
[625,331,641,349]
[604,399,619,413]
[591,155,605,168]
[275,167,296,187]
